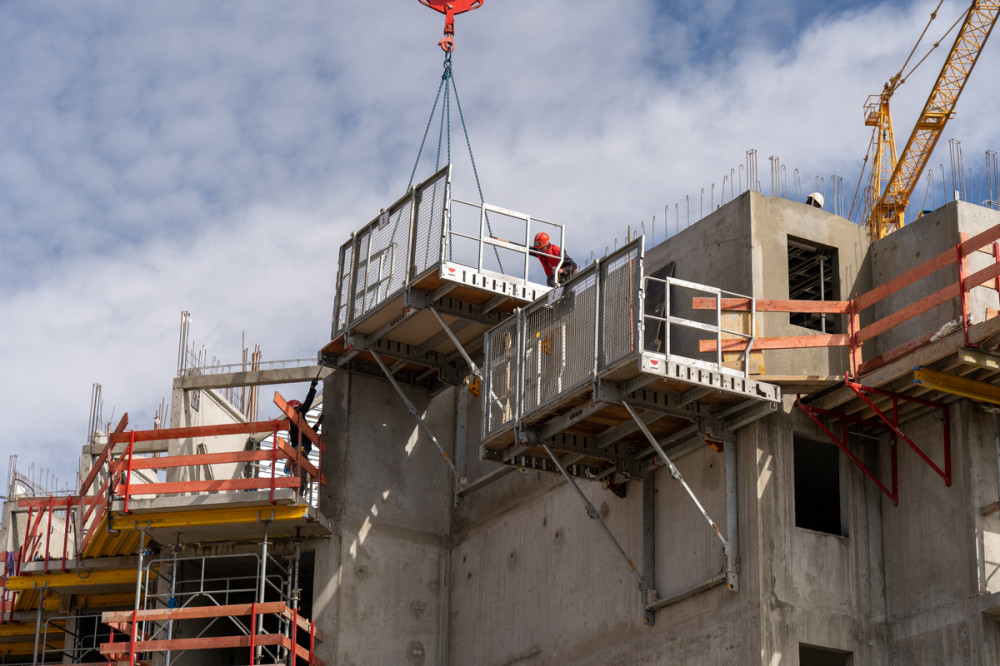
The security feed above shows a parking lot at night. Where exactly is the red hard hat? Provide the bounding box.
[533,232,550,248]
[288,400,302,409]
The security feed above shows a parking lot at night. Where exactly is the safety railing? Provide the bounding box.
[333,165,451,334]
[696,221,1000,377]
[644,276,757,379]
[38,613,109,665]
[332,164,564,339]
[101,602,322,665]
[447,198,564,284]
[107,397,325,514]
[101,550,321,665]
[482,239,642,438]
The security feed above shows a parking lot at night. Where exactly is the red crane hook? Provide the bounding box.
[418,0,484,52]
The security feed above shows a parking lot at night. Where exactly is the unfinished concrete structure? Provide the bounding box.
[4,167,1000,665]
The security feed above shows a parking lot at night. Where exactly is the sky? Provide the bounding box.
[1,0,998,491]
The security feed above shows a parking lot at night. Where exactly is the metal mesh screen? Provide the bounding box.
[412,169,450,277]
[484,319,519,436]
[351,228,371,324]
[600,244,642,370]
[334,241,354,333]
[520,269,599,416]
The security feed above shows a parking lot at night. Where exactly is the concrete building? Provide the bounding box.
[3,169,1000,665]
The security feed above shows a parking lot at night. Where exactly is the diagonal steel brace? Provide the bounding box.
[543,445,645,590]
[372,353,457,475]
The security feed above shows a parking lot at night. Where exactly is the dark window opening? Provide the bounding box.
[788,237,838,332]
[800,643,853,666]
[794,436,844,536]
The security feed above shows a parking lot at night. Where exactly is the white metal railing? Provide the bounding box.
[447,198,564,286]
[642,275,757,379]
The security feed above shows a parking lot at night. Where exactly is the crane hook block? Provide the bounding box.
[418,0,484,52]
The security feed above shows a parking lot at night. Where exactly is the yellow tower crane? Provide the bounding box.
[862,0,999,242]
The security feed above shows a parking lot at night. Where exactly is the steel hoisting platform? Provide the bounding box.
[320,164,563,388]
[480,237,781,485]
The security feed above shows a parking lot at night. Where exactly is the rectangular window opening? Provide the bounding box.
[794,435,845,536]
[788,237,838,333]
[799,643,853,666]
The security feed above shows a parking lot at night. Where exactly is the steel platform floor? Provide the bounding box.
[483,352,781,482]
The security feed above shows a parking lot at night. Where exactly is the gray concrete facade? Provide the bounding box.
[311,195,1000,665]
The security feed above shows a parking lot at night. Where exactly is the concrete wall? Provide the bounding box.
[167,387,246,483]
[754,405,890,665]
[644,191,870,379]
[870,202,1000,357]
[316,370,454,666]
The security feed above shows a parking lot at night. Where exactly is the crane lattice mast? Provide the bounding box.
[864,1,999,242]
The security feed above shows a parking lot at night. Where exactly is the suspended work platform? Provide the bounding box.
[321,164,565,387]
[480,238,781,485]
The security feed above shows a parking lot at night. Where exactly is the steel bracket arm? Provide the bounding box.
[372,353,457,475]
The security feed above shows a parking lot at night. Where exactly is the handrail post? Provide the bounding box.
[270,420,279,504]
[123,430,136,515]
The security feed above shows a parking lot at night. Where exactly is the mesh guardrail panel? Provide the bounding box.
[412,170,449,277]
[521,269,599,416]
[484,319,519,437]
[600,244,642,370]
[334,241,353,333]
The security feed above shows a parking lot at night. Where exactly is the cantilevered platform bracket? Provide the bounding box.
[797,379,951,505]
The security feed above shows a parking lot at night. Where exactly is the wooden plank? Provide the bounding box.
[103,601,286,623]
[275,436,327,486]
[17,496,79,509]
[854,246,956,311]
[115,477,300,495]
[108,420,289,445]
[274,391,326,454]
[855,282,960,344]
[280,606,325,642]
[856,327,940,376]
[699,333,849,352]
[102,633,285,653]
[960,222,1000,258]
[79,413,127,495]
[108,449,286,473]
[964,260,1000,292]
[691,297,850,313]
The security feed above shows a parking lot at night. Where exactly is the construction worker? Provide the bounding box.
[285,378,319,482]
[530,232,578,287]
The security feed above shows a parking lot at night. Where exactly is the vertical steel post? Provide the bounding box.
[724,437,740,591]
[256,521,270,665]
[641,477,656,625]
[454,386,469,506]
[993,410,1000,507]
[165,533,180,666]
[32,586,46,665]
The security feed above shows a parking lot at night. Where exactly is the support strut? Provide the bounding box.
[623,402,739,592]
[372,353,457,475]
[543,445,645,589]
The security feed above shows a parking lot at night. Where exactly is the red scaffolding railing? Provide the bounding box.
[693,223,1000,504]
[696,222,1000,378]
[100,601,325,665]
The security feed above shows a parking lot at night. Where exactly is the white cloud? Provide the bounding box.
[1,0,998,485]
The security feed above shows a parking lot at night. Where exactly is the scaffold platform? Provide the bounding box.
[321,164,564,386]
[480,238,781,484]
